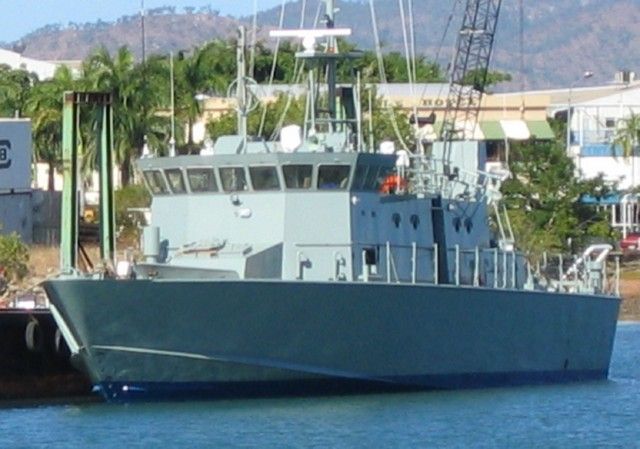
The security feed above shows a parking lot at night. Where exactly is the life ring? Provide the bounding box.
[25,319,43,352]
[380,174,407,194]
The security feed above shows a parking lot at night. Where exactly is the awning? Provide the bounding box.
[500,120,531,140]
[420,120,555,141]
[527,120,555,139]
[479,121,505,139]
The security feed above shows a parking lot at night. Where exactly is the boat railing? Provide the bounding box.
[406,155,505,203]
[294,241,619,296]
[535,248,620,296]
[296,242,514,290]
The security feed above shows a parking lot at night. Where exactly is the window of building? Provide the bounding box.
[317,165,351,190]
[187,168,218,192]
[282,164,313,189]
[219,167,249,192]
[486,141,506,162]
[143,170,169,195]
[249,166,281,191]
[165,168,187,194]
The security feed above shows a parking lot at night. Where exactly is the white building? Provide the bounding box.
[546,75,640,190]
[0,48,58,80]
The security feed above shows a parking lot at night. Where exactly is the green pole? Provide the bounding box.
[98,101,116,265]
[60,92,79,272]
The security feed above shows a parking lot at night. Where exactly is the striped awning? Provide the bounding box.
[526,120,555,139]
[420,119,555,141]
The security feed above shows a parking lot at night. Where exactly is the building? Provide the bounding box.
[534,74,640,190]
[0,119,33,242]
[194,83,554,145]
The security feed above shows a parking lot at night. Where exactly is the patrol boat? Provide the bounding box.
[44,10,620,402]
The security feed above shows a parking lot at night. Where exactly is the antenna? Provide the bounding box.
[269,29,351,54]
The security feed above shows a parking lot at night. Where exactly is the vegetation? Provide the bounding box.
[115,185,151,245]
[0,36,460,189]
[0,232,29,288]
[502,127,613,258]
[612,112,640,158]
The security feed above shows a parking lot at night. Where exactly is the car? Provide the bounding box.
[620,232,640,252]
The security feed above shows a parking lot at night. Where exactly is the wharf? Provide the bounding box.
[0,309,91,401]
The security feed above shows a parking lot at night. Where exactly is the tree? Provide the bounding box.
[0,65,38,117]
[24,66,79,191]
[612,111,640,158]
[175,41,233,151]
[84,47,169,185]
[502,138,613,257]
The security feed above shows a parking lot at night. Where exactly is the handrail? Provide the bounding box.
[294,241,617,296]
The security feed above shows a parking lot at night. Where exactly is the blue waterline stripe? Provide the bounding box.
[96,370,609,402]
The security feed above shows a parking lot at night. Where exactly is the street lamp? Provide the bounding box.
[567,70,594,157]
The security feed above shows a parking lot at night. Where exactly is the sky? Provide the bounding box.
[0,0,286,42]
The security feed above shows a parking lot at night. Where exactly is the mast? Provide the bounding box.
[325,0,337,128]
[237,26,248,150]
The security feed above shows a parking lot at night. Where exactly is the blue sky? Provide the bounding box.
[0,1,286,42]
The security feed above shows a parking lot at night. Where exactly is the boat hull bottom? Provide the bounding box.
[95,370,609,402]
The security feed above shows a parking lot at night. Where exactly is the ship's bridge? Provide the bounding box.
[135,152,404,281]
[136,152,397,197]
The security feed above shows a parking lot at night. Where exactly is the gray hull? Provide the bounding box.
[43,279,620,401]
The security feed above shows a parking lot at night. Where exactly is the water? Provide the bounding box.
[1,324,638,449]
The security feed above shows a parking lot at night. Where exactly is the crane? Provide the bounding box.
[440,0,502,142]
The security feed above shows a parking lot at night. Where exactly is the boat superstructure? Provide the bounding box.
[44,0,620,402]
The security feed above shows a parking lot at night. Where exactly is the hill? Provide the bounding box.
[6,0,639,90]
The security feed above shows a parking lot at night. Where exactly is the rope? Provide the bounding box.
[398,0,414,89]
[519,0,525,117]
[257,0,287,137]
[248,0,259,78]
[368,0,410,152]
[268,0,319,142]
[408,0,418,85]
[418,0,463,104]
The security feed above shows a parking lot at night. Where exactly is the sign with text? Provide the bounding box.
[0,120,32,192]
[0,140,12,169]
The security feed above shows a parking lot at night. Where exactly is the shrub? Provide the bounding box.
[0,232,29,284]
[115,184,151,245]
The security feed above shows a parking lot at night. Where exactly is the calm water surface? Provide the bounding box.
[1,324,638,449]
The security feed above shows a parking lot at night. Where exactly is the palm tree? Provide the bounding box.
[175,40,234,151]
[24,66,78,191]
[612,112,640,158]
[0,65,38,117]
[84,47,169,185]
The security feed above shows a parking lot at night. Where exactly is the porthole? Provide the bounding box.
[465,218,473,234]
[453,217,462,233]
[410,214,420,230]
[392,213,401,228]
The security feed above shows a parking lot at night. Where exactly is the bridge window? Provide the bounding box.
[352,165,368,190]
[283,164,312,189]
[368,166,395,191]
[219,167,248,192]
[143,170,169,195]
[250,166,281,191]
[187,168,218,192]
[317,165,351,190]
[165,168,187,194]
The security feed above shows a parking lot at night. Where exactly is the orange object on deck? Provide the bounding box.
[380,174,407,194]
